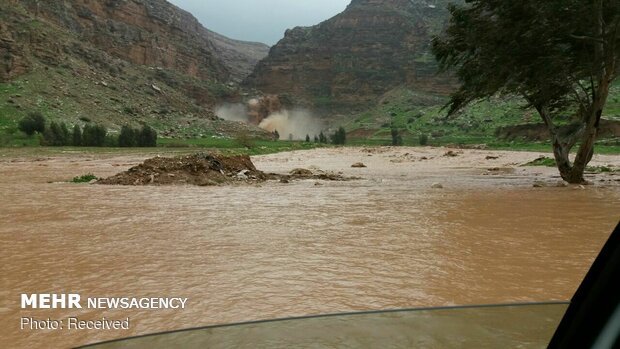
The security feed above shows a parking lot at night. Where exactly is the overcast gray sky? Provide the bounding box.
[167,0,351,45]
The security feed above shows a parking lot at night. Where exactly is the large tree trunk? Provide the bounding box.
[549,126,595,184]
[536,106,599,184]
[551,133,595,184]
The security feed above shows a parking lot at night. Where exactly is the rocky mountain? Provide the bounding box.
[3,0,268,83]
[0,0,270,139]
[207,29,271,83]
[245,0,460,112]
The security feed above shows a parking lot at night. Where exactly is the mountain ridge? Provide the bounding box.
[245,0,460,112]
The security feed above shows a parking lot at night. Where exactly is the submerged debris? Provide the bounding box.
[97,153,358,186]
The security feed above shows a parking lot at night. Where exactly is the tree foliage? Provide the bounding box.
[432,0,620,183]
[118,124,157,147]
[18,112,46,136]
[319,131,327,144]
[118,125,138,147]
[331,127,347,145]
[391,128,403,146]
[42,121,71,146]
[82,124,107,147]
[72,124,82,146]
[138,125,157,147]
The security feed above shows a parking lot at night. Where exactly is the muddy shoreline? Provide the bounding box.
[1,146,618,188]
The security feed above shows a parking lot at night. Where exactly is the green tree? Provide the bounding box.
[391,128,403,146]
[432,0,620,183]
[59,122,71,145]
[42,121,69,146]
[41,126,55,146]
[72,124,82,146]
[18,112,46,136]
[138,125,157,147]
[319,131,327,144]
[82,124,107,147]
[118,125,138,147]
[419,134,429,146]
[331,127,346,145]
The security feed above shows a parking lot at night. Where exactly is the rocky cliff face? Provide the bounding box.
[0,0,271,139]
[245,0,459,111]
[0,21,30,82]
[10,0,268,82]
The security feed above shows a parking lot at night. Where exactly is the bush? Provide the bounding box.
[419,134,429,146]
[72,173,98,183]
[235,130,255,149]
[523,156,556,167]
[18,112,46,136]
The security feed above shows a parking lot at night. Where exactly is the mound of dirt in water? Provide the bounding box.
[97,153,267,186]
[97,153,357,186]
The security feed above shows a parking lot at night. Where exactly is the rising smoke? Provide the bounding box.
[215,101,324,141]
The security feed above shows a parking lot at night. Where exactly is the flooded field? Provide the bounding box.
[1,147,619,348]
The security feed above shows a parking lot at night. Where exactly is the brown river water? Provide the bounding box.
[0,147,619,348]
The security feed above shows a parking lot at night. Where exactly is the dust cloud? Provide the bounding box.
[259,109,324,140]
[215,103,249,123]
[215,101,324,141]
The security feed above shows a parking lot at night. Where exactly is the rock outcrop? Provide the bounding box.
[245,0,460,111]
[0,0,271,139]
[12,0,268,82]
[0,24,29,81]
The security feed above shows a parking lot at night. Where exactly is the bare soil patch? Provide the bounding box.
[96,153,356,186]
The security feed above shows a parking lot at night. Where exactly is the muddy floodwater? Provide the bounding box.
[0,147,619,349]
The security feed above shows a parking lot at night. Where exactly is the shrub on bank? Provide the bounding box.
[72,173,98,183]
[18,112,46,136]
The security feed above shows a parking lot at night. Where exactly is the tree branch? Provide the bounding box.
[570,34,605,44]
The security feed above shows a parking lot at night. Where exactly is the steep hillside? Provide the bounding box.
[245,0,459,112]
[7,0,268,82]
[207,30,270,82]
[0,0,270,143]
[343,84,620,147]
